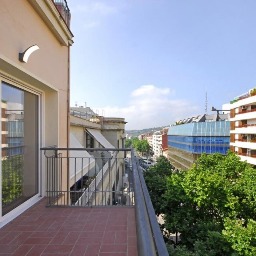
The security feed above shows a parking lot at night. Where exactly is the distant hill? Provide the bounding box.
[126,125,169,138]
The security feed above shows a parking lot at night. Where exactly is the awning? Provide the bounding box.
[86,128,115,149]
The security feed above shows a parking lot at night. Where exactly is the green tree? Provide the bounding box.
[2,155,23,206]
[223,218,256,256]
[162,152,256,255]
[144,155,173,215]
[125,137,140,148]
[135,139,150,156]
[126,138,151,156]
[125,138,133,148]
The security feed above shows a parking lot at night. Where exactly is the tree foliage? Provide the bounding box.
[144,156,173,215]
[2,155,23,206]
[223,218,256,256]
[144,152,256,255]
[125,137,152,156]
[125,138,133,148]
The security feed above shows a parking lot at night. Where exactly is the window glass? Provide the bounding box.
[1,82,38,216]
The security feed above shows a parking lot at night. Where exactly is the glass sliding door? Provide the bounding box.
[1,82,38,216]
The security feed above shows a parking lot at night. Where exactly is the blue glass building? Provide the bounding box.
[167,114,230,170]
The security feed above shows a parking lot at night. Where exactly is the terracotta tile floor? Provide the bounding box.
[0,199,138,256]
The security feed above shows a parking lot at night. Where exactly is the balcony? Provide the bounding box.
[230,90,256,110]
[0,148,168,256]
[239,155,256,166]
[237,107,256,115]
[240,153,256,158]
[236,123,256,128]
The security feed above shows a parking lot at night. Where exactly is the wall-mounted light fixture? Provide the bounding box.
[19,44,39,63]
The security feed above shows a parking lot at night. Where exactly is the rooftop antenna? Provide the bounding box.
[205,91,208,114]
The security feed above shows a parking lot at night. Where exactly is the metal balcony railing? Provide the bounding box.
[41,147,169,256]
[53,0,71,28]
[70,109,100,123]
[41,147,133,207]
[236,124,256,128]
[237,107,256,115]
[240,153,256,158]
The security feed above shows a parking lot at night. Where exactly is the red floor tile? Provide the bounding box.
[0,244,19,254]
[26,245,48,256]
[115,231,127,244]
[0,199,137,256]
[100,244,127,253]
[43,244,74,254]
[99,254,127,256]
[12,244,33,256]
[69,244,88,256]
[102,231,116,243]
[128,245,138,256]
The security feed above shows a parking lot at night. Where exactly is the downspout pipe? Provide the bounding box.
[66,41,71,203]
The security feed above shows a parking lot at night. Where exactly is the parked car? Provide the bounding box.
[139,159,153,169]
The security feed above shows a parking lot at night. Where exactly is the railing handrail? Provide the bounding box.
[240,153,256,158]
[131,149,169,256]
[41,147,131,152]
[236,124,256,128]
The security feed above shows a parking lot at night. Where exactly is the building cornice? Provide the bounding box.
[28,0,74,46]
[70,115,101,129]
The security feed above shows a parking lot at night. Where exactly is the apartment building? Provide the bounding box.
[70,106,126,149]
[230,87,256,166]
[0,0,73,226]
[152,128,169,159]
[69,106,127,205]
[168,114,230,170]
[152,131,162,158]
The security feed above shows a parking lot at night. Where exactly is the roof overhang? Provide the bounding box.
[28,0,74,46]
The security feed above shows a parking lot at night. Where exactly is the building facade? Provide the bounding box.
[168,114,230,170]
[152,131,162,158]
[0,0,73,226]
[230,87,256,166]
[70,107,127,205]
[152,128,169,159]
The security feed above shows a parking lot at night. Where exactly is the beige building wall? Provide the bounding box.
[101,117,126,149]
[0,0,73,225]
[1,0,73,148]
[70,126,85,146]
[70,116,126,150]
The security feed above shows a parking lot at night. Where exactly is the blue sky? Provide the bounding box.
[68,0,256,130]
